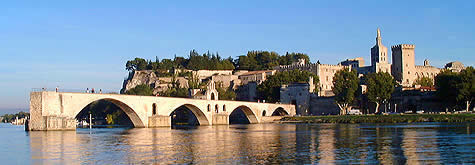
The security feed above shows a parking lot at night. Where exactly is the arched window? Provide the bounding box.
[262,110,266,116]
[215,104,219,113]
[211,93,215,100]
[223,105,226,111]
[152,103,157,115]
[207,104,211,112]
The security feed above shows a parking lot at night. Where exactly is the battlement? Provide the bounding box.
[391,44,415,49]
[317,63,346,68]
[275,63,318,70]
[415,65,436,69]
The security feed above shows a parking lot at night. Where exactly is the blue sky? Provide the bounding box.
[0,0,474,113]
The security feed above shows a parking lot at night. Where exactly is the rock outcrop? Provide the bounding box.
[121,70,241,94]
[121,70,189,94]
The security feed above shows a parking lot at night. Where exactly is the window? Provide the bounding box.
[215,104,219,113]
[262,110,266,116]
[207,104,210,112]
[223,105,226,111]
[152,103,157,115]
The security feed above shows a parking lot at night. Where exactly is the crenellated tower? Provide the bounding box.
[391,44,416,86]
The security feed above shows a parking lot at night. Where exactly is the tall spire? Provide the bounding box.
[377,28,381,38]
[376,28,382,45]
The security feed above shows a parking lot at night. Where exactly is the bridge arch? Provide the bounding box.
[75,98,145,127]
[271,107,289,116]
[229,105,258,124]
[169,104,210,126]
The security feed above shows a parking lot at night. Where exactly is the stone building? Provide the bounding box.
[211,74,241,89]
[316,64,351,96]
[189,80,219,100]
[236,82,257,101]
[391,44,441,86]
[339,29,446,87]
[274,62,350,96]
[238,70,276,85]
[280,83,311,115]
[444,61,465,72]
[192,70,233,80]
[279,77,316,115]
[370,28,392,74]
[340,57,364,69]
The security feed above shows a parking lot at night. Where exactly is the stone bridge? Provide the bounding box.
[28,91,296,131]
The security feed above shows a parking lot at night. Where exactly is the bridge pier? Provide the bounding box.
[148,115,171,127]
[212,114,229,125]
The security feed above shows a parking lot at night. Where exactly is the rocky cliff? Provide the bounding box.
[120,70,189,94]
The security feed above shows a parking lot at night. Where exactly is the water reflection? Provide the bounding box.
[26,123,474,164]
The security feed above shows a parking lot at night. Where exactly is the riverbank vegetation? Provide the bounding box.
[1,111,29,123]
[281,114,475,123]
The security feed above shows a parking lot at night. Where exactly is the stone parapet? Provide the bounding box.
[391,44,415,49]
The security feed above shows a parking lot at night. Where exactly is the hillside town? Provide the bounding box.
[121,28,472,116]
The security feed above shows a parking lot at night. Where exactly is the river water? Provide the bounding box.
[0,123,473,164]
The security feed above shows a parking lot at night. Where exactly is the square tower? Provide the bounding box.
[370,28,391,74]
[391,44,416,86]
[371,28,389,66]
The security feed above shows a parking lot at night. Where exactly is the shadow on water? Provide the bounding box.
[229,108,251,124]
[171,125,199,130]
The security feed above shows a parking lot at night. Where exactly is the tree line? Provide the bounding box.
[332,67,474,115]
[1,111,29,123]
[125,50,310,73]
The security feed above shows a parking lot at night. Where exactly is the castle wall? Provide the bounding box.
[414,66,440,85]
[280,83,310,115]
[316,64,351,96]
[192,70,233,79]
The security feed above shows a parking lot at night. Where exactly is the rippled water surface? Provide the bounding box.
[0,123,473,164]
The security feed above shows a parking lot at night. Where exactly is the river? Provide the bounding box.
[0,123,473,164]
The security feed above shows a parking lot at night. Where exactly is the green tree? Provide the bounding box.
[436,67,474,111]
[257,70,317,102]
[159,87,189,98]
[435,70,460,109]
[125,58,148,71]
[413,76,434,87]
[457,67,474,112]
[364,72,396,114]
[332,69,359,115]
[125,84,154,96]
[236,51,310,71]
[216,82,236,100]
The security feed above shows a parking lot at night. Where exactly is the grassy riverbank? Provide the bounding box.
[281,113,475,123]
